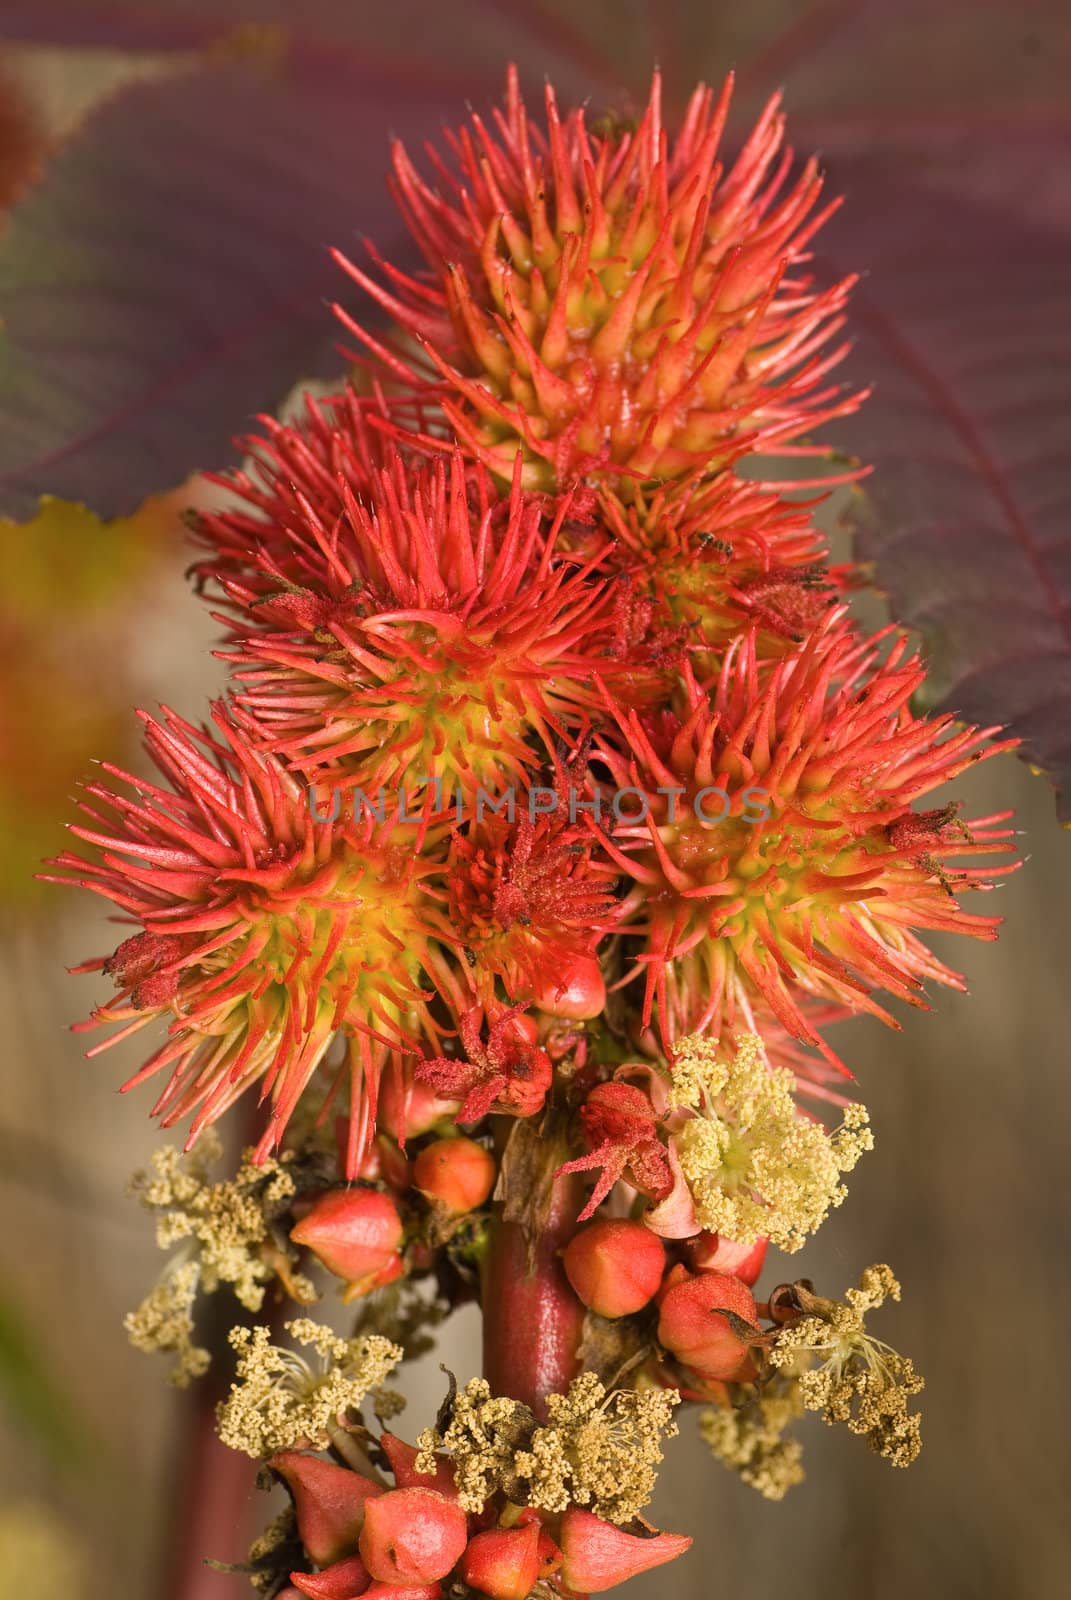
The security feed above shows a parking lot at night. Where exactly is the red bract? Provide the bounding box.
[290,1188,404,1298]
[45,702,462,1174]
[335,69,859,498]
[596,615,1018,1055]
[208,448,635,799]
[416,1006,552,1123]
[447,808,617,1009]
[557,1082,673,1221]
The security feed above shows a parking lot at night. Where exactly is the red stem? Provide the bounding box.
[165,1382,255,1600]
[481,1163,586,1420]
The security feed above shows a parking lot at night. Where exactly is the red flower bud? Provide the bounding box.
[532,954,605,1019]
[558,1508,692,1592]
[657,1269,759,1381]
[290,1188,404,1298]
[562,1220,665,1318]
[379,1074,458,1142]
[358,1488,468,1585]
[379,1433,460,1500]
[413,1136,496,1214]
[290,1553,371,1599]
[357,1134,412,1193]
[270,1453,383,1566]
[513,1510,562,1578]
[682,1231,768,1286]
[459,1524,541,1600]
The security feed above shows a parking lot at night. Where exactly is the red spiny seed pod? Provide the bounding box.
[290,1189,404,1296]
[459,1524,541,1600]
[562,1219,666,1317]
[657,1267,760,1381]
[358,1488,469,1585]
[335,69,860,502]
[596,614,1018,1056]
[270,1453,382,1566]
[413,1136,496,1213]
[558,1508,692,1593]
[208,449,643,801]
[447,809,618,1012]
[44,702,463,1175]
[189,386,395,593]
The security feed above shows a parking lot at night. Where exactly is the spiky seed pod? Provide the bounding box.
[207,451,647,799]
[446,806,619,1009]
[334,69,859,502]
[45,703,464,1173]
[189,387,395,592]
[599,472,842,665]
[593,616,1018,1055]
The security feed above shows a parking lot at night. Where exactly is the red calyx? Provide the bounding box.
[682,1230,769,1286]
[290,1553,371,1599]
[413,1136,496,1214]
[459,1524,541,1600]
[378,1433,460,1500]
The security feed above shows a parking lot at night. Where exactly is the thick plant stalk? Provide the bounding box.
[482,1128,586,1419]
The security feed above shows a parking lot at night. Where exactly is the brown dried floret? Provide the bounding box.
[417,1371,679,1524]
[767,1264,924,1467]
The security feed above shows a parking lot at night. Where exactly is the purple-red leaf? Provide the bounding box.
[820,141,1071,818]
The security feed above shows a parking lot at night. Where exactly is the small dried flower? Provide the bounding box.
[699,1375,805,1500]
[669,1033,873,1251]
[417,1372,678,1525]
[216,1319,402,1458]
[124,1136,314,1383]
[768,1265,924,1467]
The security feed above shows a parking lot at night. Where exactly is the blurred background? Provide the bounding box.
[1,4,1069,1598]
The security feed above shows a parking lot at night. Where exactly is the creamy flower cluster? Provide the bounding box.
[669,1033,873,1251]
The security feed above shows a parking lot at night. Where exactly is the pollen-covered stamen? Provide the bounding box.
[208,451,642,798]
[767,1265,925,1467]
[45,702,462,1173]
[592,616,1019,1052]
[333,68,861,494]
[447,807,619,1006]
